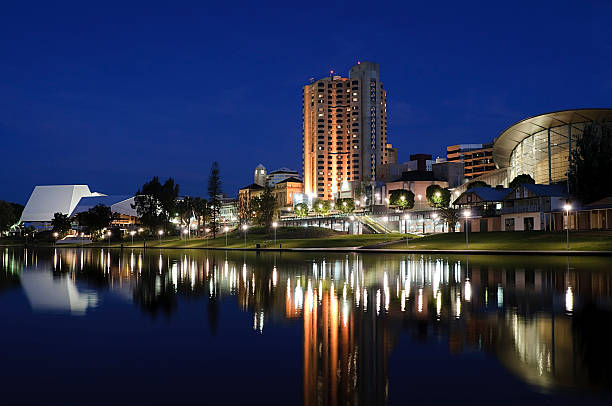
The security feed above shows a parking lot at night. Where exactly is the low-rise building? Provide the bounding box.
[384,171,449,210]
[272,177,303,209]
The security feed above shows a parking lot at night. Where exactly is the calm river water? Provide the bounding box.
[1,247,612,405]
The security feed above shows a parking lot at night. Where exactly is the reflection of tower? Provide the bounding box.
[303,285,390,406]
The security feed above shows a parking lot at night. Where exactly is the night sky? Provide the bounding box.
[2,1,611,204]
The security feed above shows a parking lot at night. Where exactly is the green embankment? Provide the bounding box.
[384,231,612,251]
[82,227,407,249]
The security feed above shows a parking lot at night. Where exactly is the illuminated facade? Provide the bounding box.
[493,109,612,185]
[447,143,495,180]
[303,62,388,200]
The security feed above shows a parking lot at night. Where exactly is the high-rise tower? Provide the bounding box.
[303,62,387,200]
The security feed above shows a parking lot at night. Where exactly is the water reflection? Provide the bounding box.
[1,247,612,404]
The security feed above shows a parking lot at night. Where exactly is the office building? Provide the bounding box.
[266,168,300,186]
[447,143,495,180]
[303,61,388,200]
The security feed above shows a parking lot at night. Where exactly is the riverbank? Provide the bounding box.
[3,229,611,254]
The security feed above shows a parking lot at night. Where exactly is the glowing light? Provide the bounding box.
[456,294,461,318]
[564,204,572,212]
[272,222,278,228]
[417,289,423,312]
[242,224,248,231]
[158,230,164,235]
[465,280,472,301]
[565,286,574,312]
[435,191,441,198]
[464,209,471,217]
[224,226,229,232]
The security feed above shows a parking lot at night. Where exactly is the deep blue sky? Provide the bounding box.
[2,1,611,204]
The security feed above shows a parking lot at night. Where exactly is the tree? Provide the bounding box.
[426,185,451,208]
[439,207,460,232]
[467,180,489,189]
[313,199,331,215]
[77,204,113,238]
[51,212,72,235]
[0,201,23,233]
[250,186,276,227]
[294,203,309,217]
[176,197,194,232]
[389,189,415,210]
[336,198,355,214]
[132,177,179,232]
[208,162,222,237]
[509,174,535,189]
[192,197,209,235]
[569,124,612,203]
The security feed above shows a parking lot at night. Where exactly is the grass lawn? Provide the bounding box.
[384,231,612,251]
[84,226,408,249]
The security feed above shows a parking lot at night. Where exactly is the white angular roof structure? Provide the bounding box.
[20,185,105,223]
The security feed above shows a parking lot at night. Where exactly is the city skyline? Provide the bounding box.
[2,2,612,204]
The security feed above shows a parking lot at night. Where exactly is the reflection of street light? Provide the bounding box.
[242,224,248,249]
[564,203,572,250]
[224,226,229,248]
[272,222,278,247]
[463,210,471,249]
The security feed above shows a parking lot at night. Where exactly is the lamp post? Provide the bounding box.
[224,226,229,248]
[183,228,189,241]
[205,228,210,249]
[138,228,144,248]
[403,214,410,249]
[272,222,278,247]
[80,232,84,250]
[242,224,248,249]
[53,232,58,247]
[432,213,438,233]
[564,203,572,250]
[107,231,112,248]
[463,209,471,249]
[158,230,164,245]
[130,230,136,246]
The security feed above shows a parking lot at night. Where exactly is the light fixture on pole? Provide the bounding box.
[272,222,278,247]
[107,231,112,248]
[563,203,572,250]
[403,214,410,249]
[130,230,136,246]
[242,224,248,249]
[463,209,471,249]
[158,229,164,245]
[205,228,211,249]
[432,212,438,233]
[53,232,58,247]
[224,226,229,248]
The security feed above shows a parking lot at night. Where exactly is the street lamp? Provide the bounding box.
[564,203,572,250]
[158,229,164,245]
[107,231,112,248]
[272,222,278,247]
[53,232,58,247]
[463,209,471,249]
[224,226,229,248]
[205,228,211,249]
[432,212,438,233]
[242,224,248,249]
[403,214,410,249]
[130,230,136,246]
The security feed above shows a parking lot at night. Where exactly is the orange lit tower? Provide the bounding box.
[303,62,388,200]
